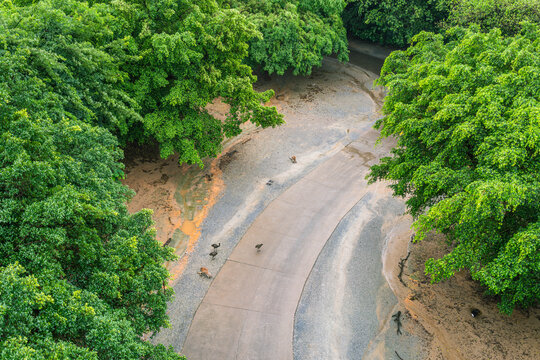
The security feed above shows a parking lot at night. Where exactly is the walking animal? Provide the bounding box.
[198,267,212,278]
[392,311,402,335]
[209,250,218,259]
[255,243,263,252]
[211,243,221,249]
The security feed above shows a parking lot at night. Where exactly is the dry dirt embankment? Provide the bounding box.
[123,41,540,359]
[127,50,387,353]
[380,229,540,360]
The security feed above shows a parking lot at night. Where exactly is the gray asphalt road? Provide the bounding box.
[182,137,379,359]
[150,43,420,359]
[293,188,399,359]
[292,178,425,360]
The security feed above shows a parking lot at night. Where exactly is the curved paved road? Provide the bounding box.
[182,136,384,359]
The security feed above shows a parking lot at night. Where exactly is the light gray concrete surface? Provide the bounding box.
[292,182,423,360]
[150,43,425,360]
[151,46,386,353]
[182,139,378,360]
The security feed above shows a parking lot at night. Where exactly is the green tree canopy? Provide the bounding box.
[0,111,182,359]
[343,0,540,48]
[343,0,450,47]
[2,0,283,166]
[369,24,540,313]
[0,263,180,360]
[104,0,284,164]
[0,0,141,135]
[444,0,540,36]
[227,0,349,75]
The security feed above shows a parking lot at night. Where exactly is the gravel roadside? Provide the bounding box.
[150,43,395,356]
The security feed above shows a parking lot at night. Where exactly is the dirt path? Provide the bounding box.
[182,133,394,359]
[124,41,540,360]
[147,46,389,353]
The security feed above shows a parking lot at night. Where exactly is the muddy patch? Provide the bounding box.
[218,149,238,170]
[122,148,224,282]
[343,146,376,164]
[299,84,324,102]
[382,229,540,360]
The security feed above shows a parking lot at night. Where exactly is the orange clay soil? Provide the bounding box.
[122,145,224,283]
[121,99,242,283]
[121,98,258,283]
[384,227,540,360]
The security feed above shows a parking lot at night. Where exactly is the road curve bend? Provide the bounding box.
[182,137,382,359]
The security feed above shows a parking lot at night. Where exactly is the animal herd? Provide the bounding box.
[198,155,295,279]
[198,242,264,279]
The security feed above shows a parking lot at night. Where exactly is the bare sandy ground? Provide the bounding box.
[382,229,540,360]
[122,41,540,359]
[122,146,225,281]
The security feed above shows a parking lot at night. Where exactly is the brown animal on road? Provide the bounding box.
[198,267,212,278]
[163,237,172,247]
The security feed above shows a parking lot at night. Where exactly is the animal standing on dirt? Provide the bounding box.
[163,237,172,247]
[255,243,263,252]
[209,250,218,259]
[392,311,402,335]
[289,155,297,163]
[211,243,221,249]
[198,267,212,278]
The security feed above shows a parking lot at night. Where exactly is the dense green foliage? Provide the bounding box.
[369,25,540,313]
[0,264,180,360]
[107,0,283,164]
[1,0,352,165]
[227,0,349,75]
[343,0,450,47]
[0,111,182,358]
[2,0,283,166]
[444,0,540,36]
[0,0,140,134]
[343,0,540,47]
